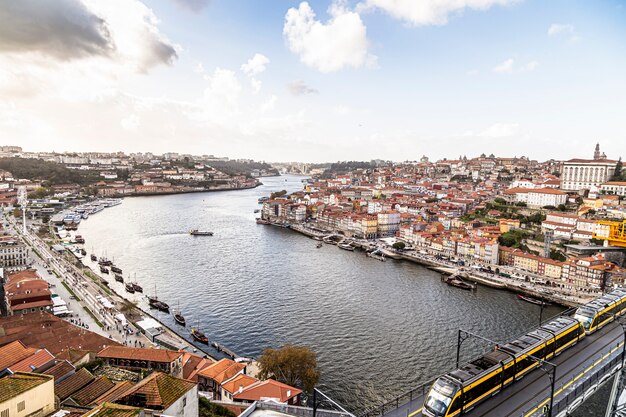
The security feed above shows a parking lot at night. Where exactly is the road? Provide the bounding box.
[381,321,624,417]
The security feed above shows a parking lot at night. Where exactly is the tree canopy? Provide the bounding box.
[258,344,320,392]
[0,157,99,186]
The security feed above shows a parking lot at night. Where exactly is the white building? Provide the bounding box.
[0,238,30,267]
[504,188,567,208]
[600,181,626,197]
[560,144,618,191]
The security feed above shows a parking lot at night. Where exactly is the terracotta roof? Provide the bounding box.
[565,158,617,164]
[181,351,214,381]
[97,346,183,363]
[0,372,54,403]
[198,358,246,384]
[10,299,54,311]
[116,372,195,410]
[0,340,37,370]
[69,376,115,406]
[0,313,119,357]
[90,381,135,406]
[56,368,95,400]
[8,348,55,373]
[43,360,76,381]
[234,379,302,403]
[82,403,142,417]
[221,374,259,395]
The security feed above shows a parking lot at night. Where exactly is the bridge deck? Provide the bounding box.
[382,322,623,417]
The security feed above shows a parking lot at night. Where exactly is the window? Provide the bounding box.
[1,409,9,417]
[17,402,25,412]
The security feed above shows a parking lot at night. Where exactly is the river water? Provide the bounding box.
[78,175,605,414]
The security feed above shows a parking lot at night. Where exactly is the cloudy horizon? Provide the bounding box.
[1,0,625,163]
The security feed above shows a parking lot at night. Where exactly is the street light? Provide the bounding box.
[528,355,557,417]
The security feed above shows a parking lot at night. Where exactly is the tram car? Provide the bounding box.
[422,288,626,417]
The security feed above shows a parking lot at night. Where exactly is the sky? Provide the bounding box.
[0,0,625,162]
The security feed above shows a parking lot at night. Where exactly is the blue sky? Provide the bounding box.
[1,0,625,161]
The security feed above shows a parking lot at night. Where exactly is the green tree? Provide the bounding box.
[258,345,320,392]
[557,204,567,212]
[199,398,236,417]
[392,241,406,250]
[494,197,507,205]
[612,158,623,181]
[515,202,527,207]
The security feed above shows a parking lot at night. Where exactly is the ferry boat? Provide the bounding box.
[191,327,208,344]
[517,294,549,306]
[111,266,122,274]
[338,242,354,251]
[189,229,213,236]
[125,282,135,293]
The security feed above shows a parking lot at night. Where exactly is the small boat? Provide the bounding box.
[114,274,124,283]
[111,266,122,274]
[98,257,112,266]
[132,283,143,293]
[125,282,135,293]
[74,235,85,244]
[316,243,323,249]
[338,242,354,251]
[90,254,97,262]
[517,294,549,306]
[442,274,476,291]
[148,285,169,312]
[254,209,260,213]
[100,277,109,286]
[174,301,186,326]
[256,218,270,225]
[100,266,109,274]
[80,248,87,256]
[191,326,208,344]
[189,229,213,236]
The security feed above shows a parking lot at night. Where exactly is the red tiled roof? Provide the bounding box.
[8,348,55,372]
[198,358,246,384]
[56,368,95,400]
[97,346,183,363]
[233,379,302,403]
[221,374,259,395]
[116,372,195,410]
[0,340,37,370]
[43,360,76,381]
[69,376,115,406]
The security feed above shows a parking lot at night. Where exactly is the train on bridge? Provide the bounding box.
[422,288,626,417]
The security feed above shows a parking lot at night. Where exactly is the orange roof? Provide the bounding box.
[234,379,302,403]
[97,346,183,363]
[221,374,259,395]
[116,372,195,410]
[8,348,55,372]
[0,340,37,370]
[197,358,246,384]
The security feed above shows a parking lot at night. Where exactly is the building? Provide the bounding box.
[377,210,400,237]
[3,270,53,316]
[600,181,626,197]
[115,372,198,417]
[503,188,567,208]
[0,237,29,267]
[97,347,184,378]
[233,379,302,406]
[560,144,618,191]
[0,373,55,417]
[196,358,246,398]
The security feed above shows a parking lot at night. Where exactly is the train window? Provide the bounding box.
[450,396,461,414]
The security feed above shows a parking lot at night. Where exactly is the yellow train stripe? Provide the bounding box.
[524,341,624,417]
[408,408,422,417]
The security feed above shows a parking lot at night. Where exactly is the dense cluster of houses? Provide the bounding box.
[261,148,626,293]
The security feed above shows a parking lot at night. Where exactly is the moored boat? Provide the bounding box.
[125,282,135,293]
[100,266,109,274]
[517,294,549,306]
[191,327,208,344]
[114,274,124,283]
[111,266,122,274]
[255,218,270,225]
[338,242,354,251]
[189,229,213,236]
[91,254,97,261]
[132,283,143,293]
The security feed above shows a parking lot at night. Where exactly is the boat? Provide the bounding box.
[111,266,122,274]
[90,254,97,261]
[114,274,124,283]
[191,322,208,344]
[367,251,386,261]
[132,283,143,293]
[258,196,269,204]
[148,285,169,312]
[442,274,476,291]
[80,248,87,256]
[254,209,260,213]
[174,302,186,326]
[316,243,323,249]
[189,229,213,236]
[74,235,85,244]
[99,277,109,286]
[517,294,549,306]
[98,257,112,266]
[125,282,135,293]
[100,266,109,274]
[256,218,270,225]
[312,236,323,241]
[338,242,354,251]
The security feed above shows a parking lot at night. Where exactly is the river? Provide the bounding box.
[78,175,606,414]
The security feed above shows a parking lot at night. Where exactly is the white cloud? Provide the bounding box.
[287,80,318,96]
[492,58,538,73]
[548,23,574,36]
[261,95,278,113]
[493,58,514,73]
[193,63,205,73]
[358,0,518,26]
[250,78,262,94]
[283,1,376,73]
[241,53,270,76]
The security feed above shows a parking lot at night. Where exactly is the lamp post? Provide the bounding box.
[528,355,557,417]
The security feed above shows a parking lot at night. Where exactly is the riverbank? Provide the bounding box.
[110,182,262,198]
[282,223,588,308]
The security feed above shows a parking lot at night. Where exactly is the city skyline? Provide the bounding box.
[1,0,626,162]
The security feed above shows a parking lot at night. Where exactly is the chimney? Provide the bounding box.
[287,390,291,398]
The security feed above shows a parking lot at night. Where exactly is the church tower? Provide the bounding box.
[594,143,601,160]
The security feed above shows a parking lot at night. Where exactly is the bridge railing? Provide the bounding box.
[521,340,623,417]
[358,378,437,417]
